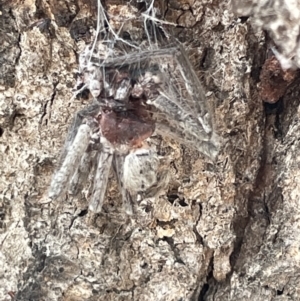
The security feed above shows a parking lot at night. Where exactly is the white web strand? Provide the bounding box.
[89,0,139,64]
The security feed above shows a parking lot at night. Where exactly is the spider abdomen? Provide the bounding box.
[123,149,159,193]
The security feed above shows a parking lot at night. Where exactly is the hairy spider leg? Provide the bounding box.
[113,155,134,215]
[88,143,114,213]
[175,45,213,135]
[69,151,96,196]
[145,83,219,159]
[60,103,101,163]
[49,124,91,199]
[147,94,211,142]
[90,48,178,68]
[156,122,219,160]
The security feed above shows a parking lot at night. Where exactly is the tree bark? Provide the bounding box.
[0,0,299,300]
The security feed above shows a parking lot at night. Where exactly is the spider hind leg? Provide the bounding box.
[69,150,96,196]
[88,143,114,213]
[113,154,134,215]
[49,124,91,199]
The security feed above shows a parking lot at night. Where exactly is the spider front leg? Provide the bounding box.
[175,44,214,135]
[147,94,212,143]
[141,46,220,160]
[156,121,220,160]
[147,93,220,159]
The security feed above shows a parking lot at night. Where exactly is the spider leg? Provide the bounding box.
[156,122,219,160]
[60,102,101,162]
[90,47,178,68]
[49,102,101,199]
[69,150,97,196]
[147,94,211,142]
[49,124,91,199]
[88,143,114,213]
[113,154,134,215]
[142,46,220,159]
[148,89,219,159]
[174,44,213,134]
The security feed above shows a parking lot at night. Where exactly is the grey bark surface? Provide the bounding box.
[0,0,299,300]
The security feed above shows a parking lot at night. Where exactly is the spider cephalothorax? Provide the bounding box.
[87,67,157,148]
[100,105,155,147]
[48,4,221,214]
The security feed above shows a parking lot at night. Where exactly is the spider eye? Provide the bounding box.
[121,31,131,41]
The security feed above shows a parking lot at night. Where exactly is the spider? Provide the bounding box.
[48,4,220,214]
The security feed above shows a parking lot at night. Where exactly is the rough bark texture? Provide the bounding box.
[1,0,299,300]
